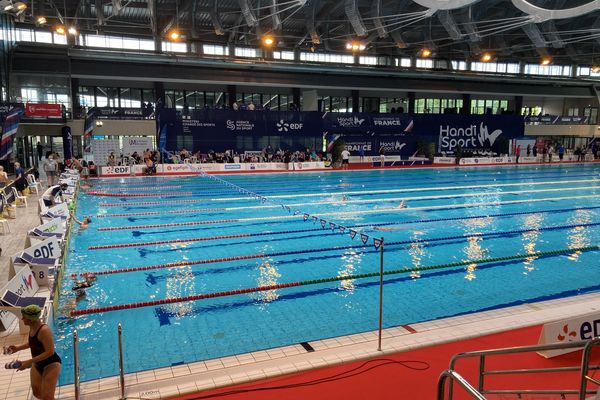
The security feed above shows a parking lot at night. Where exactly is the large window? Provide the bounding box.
[524,64,572,77]
[273,51,294,60]
[414,98,463,114]
[300,52,354,64]
[471,99,509,114]
[396,58,411,67]
[84,34,154,51]
[234,47,258,58]
[471,62,520,74]
[162,41,187,53]
[203,44,229,56]
[415,59,433,69]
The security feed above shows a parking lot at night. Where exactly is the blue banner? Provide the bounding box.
[62,126,72,160]
[158,109,523,155]
[0,107,23,160]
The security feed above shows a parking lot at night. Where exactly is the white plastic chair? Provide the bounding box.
[12,187,28,208]
[27,174,41,195]
[0,193,9,233]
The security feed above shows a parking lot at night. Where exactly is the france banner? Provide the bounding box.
[0,107,23,160]
[83,109,95,152]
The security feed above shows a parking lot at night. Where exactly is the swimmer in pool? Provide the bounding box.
[70,211,92,230]
[374,200,406,210]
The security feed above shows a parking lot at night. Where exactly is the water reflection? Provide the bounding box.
[567,209,592,260]
[338,249,362,293]
[521,213,543,274]
[460,217,493,280]
[165,266,194,317]
[408,230,427,279]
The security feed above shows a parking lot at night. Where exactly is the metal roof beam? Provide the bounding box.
[345,0,367,37]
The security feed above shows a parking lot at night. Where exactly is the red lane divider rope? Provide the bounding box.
[108,185,183,191]
[97,219,239,231]
[89,233,252,249]
[100,199,204,206]
[96,208,227,218]
[92,253,266,275]
[88,191,192,197]
[98,219,240,231]
[70,281,302,316]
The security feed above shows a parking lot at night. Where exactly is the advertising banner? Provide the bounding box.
[537,312,600,358]
[25,103,62,117]
[100,166,131,176]
[122,137,154,155]
[62,126,72,161]
[0,267,40,330]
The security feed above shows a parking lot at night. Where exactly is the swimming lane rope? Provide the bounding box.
[70,244,600,316]
[87,219,600,250]
[86,221,600,271]
[88,191,192,197]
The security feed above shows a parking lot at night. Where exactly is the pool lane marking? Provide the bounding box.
[103,185,183,191]
[208,178,600,201]
[88,191,192,197]
[96,178,600,207]
[208,186,598,211]
[88,222,600,272]
[88,208,600,250]
[96,194,600,231]
[70,244,600,316]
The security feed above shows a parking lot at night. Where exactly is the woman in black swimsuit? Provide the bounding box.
[6,305,61,400]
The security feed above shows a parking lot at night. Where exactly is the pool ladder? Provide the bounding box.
[73,323,127,400]
[437,337,600,400]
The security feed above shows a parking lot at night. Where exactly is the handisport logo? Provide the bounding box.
[379,141,406,152]
[439,123,502,151]
[276,120,303,132]
[336,116,365,128]
[22,274,33,290]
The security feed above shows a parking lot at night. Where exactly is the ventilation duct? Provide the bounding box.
[543,21,565,48]
[438,10,463,40]
[390,30,407,49]
[238,0,258,27]
[372,0,387,38]
[522,23,546,48]
[269,0,281,31]
[345,0,367,37]
[511,0,600,22]
[111,0,122,16]
[463,21,480,42]
[306,0,320,44]
[211,0,225,35]
[411,0,481,10]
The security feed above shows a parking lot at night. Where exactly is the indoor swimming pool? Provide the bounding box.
[55,164,600,384]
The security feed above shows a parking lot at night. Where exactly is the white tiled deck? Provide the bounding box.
[2,170,600,399]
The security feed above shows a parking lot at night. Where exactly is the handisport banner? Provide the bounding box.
[158,109,523,155]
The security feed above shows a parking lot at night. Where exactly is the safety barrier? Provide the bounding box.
[87,191,192,197]
[70,244,600,316]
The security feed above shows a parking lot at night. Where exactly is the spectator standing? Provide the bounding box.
[515,145,521,163]
[359,147,365,162]
[526,144,531,157]
[341,148,351,170]
[36,142,43,161]
[379,146,386,167]
[558,144,565,162]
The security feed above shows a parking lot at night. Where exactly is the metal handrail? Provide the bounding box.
[438,370,487,400]
[118,323,125,400]
[73,330,80,400]
[439,337,600,400]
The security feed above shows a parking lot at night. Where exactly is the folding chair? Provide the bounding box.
[12,187,28,208]
[27,174,41,195]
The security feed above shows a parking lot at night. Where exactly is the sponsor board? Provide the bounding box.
[289,162,326,170]
[434,157,455,164]
[0,267,40,330]
[46,203,69,218]
[33,218,65,236]
[23,237,62,261]
[379,140,407,154]
[101,166,131,176]
[164,164,192,173]
[25,103,62,117]
[276,119,304,132]
[224,164,242,170]
[122,137,153,155]
[537,312,600,358]
[344,141,372,152]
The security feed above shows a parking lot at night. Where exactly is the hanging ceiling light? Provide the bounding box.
[36,16,47,25]
[540,56,552,65]
[262,35,275,47]
[55,25,66,35]
[167,30,180,41]
[592,65,600,73]
[346,41,365,52]
[67,26,78,35]
[480,52,493,62]
[14,1,26,10]
[420,48,432,58]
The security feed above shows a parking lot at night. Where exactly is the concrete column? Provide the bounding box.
[351,90,359,113]
[227,85,237,108]
[461,93,471,115]
[408,92,415,114]
[302,90,319,111]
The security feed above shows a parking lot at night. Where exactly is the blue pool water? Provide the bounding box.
[55,164,600,384]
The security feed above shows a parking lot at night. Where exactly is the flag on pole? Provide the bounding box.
[82,109,95,152]
[0,107,23,160]
[373,238,383,249]
[349,229,357,239]
[320,219,326,229]
[303,213,309,221]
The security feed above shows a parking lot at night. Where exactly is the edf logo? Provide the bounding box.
[277,120,303,132]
